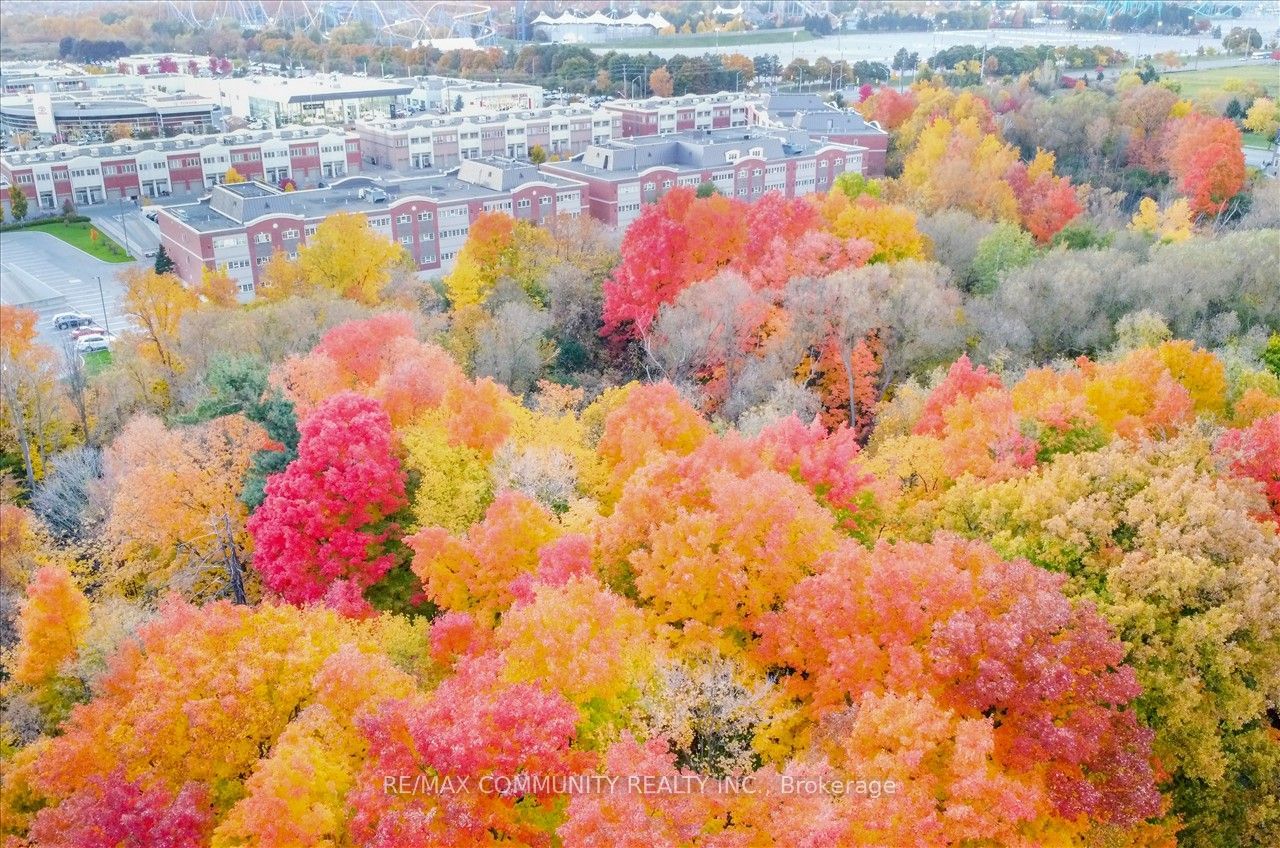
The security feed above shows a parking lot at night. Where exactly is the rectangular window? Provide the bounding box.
[418,212,432,221]
[397,214,410,224]
[517,198,530,209]
[282,229,299,239]
[254,232,271,244]
[539,195,551,206]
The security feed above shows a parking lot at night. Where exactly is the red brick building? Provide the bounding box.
[603,92,752,137]
[157,158,586,299]
[539,128,866,228]
[1,126,361,211]
[604,91,889,177]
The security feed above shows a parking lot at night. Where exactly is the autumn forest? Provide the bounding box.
[1,66,1279,848]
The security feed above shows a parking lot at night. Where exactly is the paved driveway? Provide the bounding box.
[84,200,161,256]
[0,230,139,345]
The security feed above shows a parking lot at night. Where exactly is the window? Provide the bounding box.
[539,195,551,206]
[399,235,412,245]
[418,211,432,221]
[256,256,269,266]
[752,168,762,177]
[304,225,318,236]
[516,198,530,209]
[369,216,390,227]
[254,232,272,244]
[420,232,434,241]
[724,150,739,163]
[662,180,672,189]
[397,214,411,224]
[282,228,299,239]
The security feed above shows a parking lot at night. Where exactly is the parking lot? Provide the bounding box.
[0,231,138,347]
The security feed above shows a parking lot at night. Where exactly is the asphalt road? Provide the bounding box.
[84,200,162,258]
[0,230,139,346]
[1245,145,1279,178]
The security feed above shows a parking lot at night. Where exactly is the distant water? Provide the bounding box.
[592,10,1280,64]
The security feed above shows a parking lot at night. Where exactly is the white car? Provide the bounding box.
[51,311,94,331]
[75,333,112,354]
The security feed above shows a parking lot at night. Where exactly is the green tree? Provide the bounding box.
[1262,333,1280,378]
[969,223,1037,294]
[153,244,175,274]
[182,354,300,511]
[833,171,882,200]
[8,184,29,222]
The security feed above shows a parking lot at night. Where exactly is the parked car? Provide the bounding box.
[51,311,94,331]
[145,210,159,223]
[75,333,111,354]
[69,324,106,339]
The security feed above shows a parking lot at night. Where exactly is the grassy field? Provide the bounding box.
[83,349,113,376]
[1162,63,1280,98]
[582,28,814,51]
[1243,131,1274,149]
[28,220,133,263]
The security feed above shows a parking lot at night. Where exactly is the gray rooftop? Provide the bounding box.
[760,93,886,136]
[164,167,581,232]
[545,128,856,180]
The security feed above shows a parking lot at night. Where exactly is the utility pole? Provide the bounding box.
[96,275,111,335]
[118,199,130,257]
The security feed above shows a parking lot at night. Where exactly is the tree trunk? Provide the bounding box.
[2,377,36,492]
[840,343,859,432]
[220,513,247,605]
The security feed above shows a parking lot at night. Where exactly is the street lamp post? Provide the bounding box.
[118,199,131,258]
[96,275,111,336]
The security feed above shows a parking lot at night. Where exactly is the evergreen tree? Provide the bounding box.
[153,244,175,274]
